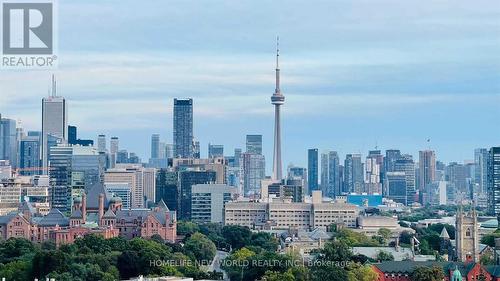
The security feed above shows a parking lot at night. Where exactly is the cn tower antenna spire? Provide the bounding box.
[276,36,280,69]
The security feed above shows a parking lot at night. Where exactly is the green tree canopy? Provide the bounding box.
[184,232,217,262]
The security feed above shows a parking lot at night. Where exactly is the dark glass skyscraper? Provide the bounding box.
[179,170,216,220]
[308,148,319,194]
[173,98,193,158]
[20,136,41,176]
[156,169,179,211]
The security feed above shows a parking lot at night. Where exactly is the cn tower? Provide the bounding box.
[271,37,284,181]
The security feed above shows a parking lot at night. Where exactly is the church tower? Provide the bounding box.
[455,205,479,262]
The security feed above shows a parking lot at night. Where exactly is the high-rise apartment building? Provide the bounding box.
[173,98,193,158]
[487,147,500,216]
[308,149,319,194]
[365,152,382,194]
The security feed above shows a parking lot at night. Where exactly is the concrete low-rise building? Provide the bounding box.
[224,191,359,230]
[355,215,414,237]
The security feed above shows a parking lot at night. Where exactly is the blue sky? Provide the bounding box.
[1,0,499,173]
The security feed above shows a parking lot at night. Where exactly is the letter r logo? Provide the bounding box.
[2,2,53,54]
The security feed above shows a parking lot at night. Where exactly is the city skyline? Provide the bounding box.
[0,0,499,172]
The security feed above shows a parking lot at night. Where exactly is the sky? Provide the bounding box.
[1,0,499,173]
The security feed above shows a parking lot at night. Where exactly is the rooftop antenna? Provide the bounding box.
[51,74,56,97]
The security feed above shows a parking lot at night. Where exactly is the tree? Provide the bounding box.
[150,234,165,244]
[311,264,348,281]
[0,260,32,281]
[250,232,278,252]
[117,250,141,279]
[222,225,252,250]
[481,234,500,247]
[377,228,392,244]
[376,250,394,261]
[411,266,445,281]
[480,251,494,265]
[0,238,37,263]
[321,240,352,262]
[399,231,413,245]
[74,234,111,254]
[222,247,256,281]
[177,220,200,237]
[348,264,378,281]
[184,232,217,262]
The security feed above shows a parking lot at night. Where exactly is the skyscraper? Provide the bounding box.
[242,152,266,195]
[109,137,119,168]
[110,137,119,155]
[68,125,77,145]
[271,38,285,181]
[384,149,401,173]
[474,148,488,194]
[173,98,193,158]
[41,76,67,172]
[365,151,382,194]
[0,116,17,168]
[49,145,103,212]
[67,125,93,146]
[394,155,416,205]
[179,170,216,220]
[308,149,319,194]
[385,172,407,205]
[97,134,107,153]
[320,151,340,198]
[151,134,160,159]
[208,143,224,158]
[487,147,500,216]
[418,150,436,192]
[344,154,364,194]
[19,135,41,176]
[246,135,262,155]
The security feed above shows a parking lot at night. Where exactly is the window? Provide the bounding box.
[466,228,471,237]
